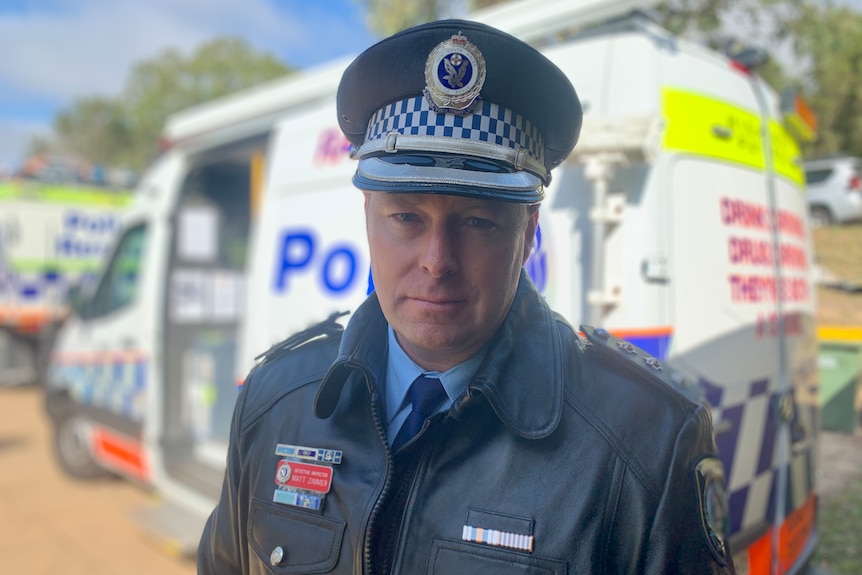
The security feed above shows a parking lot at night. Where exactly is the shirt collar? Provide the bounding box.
[315,272,566,439]
[384,324,485,426]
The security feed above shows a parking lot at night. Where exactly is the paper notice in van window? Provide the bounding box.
[171,269,207,322]
[211,270,242,320]
[179,206,218,262]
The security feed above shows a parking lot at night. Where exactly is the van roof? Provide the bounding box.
[162,56,353,148]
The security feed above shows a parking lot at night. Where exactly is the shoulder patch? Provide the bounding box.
[695,456,731,564]
[256,311,349,364]
[579,325,701,403]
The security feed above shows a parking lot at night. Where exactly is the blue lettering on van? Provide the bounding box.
[322,246,356,291]
[367,268,375,295]
[274,229,363,295]
[63,210,119,235]
[524,224,547,293]
[276,223,546,295]
[55,236,112,259]
[55,210,119,259]
[275,232,314,290]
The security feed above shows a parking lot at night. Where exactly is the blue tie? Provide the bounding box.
[392,375,446,452]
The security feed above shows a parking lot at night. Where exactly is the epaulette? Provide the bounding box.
[580,325,702,403]
[256,311,349,364]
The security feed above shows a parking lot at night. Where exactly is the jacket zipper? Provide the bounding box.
[361,389,393,575]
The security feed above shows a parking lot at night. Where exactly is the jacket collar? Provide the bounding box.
[314,270,565,439]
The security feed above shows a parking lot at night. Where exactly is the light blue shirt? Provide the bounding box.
[384,325,485,445]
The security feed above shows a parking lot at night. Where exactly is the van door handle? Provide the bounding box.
[712,125,732,139]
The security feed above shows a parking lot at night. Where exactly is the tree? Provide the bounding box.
[360,0,861,158]
[363,0,444,37]
[53,97,132,167]
[42,37,292,172]
[781,3,862,157]
[658,0,862,157]
[121,37,291,169]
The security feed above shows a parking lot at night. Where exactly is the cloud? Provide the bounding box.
[0,0,306,106]
[0,0,376,169]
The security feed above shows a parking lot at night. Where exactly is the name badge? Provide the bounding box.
[271,443,342,511]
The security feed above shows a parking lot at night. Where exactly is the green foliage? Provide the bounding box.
[814,472,862,574]
[654,0,730,36]
[42,37,291,172]
[43,1,862,172]
[121,38,290,168]
[361,0,862,159]
[783,4,862,158]
[655,0,862,158]
[54,97,132,167]
[363,0,444,36]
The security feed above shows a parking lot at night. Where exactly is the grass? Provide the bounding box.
[812,223,862,326]
[814,473,862,574]
[811,222,862,575]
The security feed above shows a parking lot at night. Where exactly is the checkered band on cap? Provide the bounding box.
[364,96,545,166]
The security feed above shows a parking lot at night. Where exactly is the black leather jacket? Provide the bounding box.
[199,275,734,574]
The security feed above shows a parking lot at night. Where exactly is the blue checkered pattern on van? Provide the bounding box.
[703,377,816,535]
[0,271,98,302]
[51,355,148,422]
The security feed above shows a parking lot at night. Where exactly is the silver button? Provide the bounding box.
[643,357,662,371]
[270,546,285,566]
[616,340,636,355]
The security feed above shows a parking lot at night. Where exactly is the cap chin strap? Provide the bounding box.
[354,131,549,185]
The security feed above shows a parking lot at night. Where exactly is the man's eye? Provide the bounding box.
[467,217,495,229]
[394,213,418,223]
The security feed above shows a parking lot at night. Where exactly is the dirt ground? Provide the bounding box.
[812,224,862,327]
[1,383,860,574]
[0,385,197,575]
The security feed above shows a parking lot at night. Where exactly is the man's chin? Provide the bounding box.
[396,326,476,362]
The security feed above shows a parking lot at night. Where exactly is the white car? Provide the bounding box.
[803,156,862,226]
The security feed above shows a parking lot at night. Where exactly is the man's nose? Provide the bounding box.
[420,224,458,278]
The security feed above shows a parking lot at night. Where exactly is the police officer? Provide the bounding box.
[198,19,735,575]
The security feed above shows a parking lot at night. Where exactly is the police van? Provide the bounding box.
[0,173,132,387]
[44,0,821,572]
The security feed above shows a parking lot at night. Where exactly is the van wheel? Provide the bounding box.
[52,412,109,480]
[809,206,833,228]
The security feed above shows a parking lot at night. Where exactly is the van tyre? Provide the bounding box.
[52,412,110,480]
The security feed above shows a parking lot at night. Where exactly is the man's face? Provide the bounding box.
[364,191,538,372]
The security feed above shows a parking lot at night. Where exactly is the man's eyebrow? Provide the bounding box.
[377,195,420,208]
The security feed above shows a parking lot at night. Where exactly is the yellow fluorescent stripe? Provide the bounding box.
[7,258,103,273]
[769,120,804,186]
[0,183,133,207]
[662,88,765,169]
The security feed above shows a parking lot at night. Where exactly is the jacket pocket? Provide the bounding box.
[428,538,567,575]
[248,498,345,574]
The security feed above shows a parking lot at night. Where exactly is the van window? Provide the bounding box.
[804,168,832,185]
[87,224,147,317]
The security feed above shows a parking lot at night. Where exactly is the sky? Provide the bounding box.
[3,0,862,174]
[0,0,382,173]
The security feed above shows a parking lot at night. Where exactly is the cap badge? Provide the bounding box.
[424,32,486,116]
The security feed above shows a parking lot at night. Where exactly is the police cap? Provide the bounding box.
[337,19,582,203]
